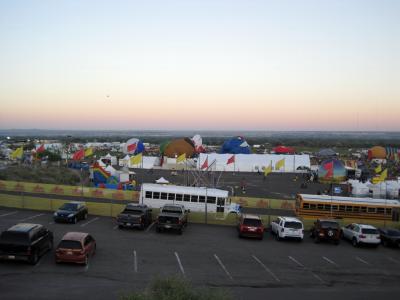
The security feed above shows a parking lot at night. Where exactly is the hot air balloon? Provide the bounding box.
[161,138,196,158]
[318,159,347,183]
[368,146,386,160]
[220,136,251,154]
[273,145,295,154]
[123,138,145,155]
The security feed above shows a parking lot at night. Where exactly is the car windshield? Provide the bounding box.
[59,203,78,211]
[0,231,29,245]
[243,219,262,227]
[123,209,142,215]
[58,240,82,249]
[284,222,302,229]
[388,230,400,236]
[320,221,339,229]
[361,228,379,234]
[162,206,182,214]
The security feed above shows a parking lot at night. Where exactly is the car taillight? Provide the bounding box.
[258,227,264,232]
[359,234,366,239]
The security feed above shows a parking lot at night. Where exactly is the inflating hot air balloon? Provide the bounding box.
[192,134,205,153]
[220,136,251,154]
[161,138,196,158]
[123,138,145,155]
[368,146,386,160]
[318,159,347,183]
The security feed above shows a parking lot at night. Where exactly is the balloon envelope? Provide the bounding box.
[123,138,145,155]
[220,136,251,154]
[162,138,196,158]
[318,159,347,183]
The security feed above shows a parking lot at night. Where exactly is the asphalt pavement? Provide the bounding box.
[0,207,399,300]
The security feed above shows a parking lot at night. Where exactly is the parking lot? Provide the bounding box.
[1,207,400,300]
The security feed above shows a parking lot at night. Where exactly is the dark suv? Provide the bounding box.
[54,201,88,224]
[0,223,54,264]
[117,204,153,229]
[310,219,341,245]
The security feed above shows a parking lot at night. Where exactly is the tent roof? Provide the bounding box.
[316,148,336,157]
[155,177,169,184]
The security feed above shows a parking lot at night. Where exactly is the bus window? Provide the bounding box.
[145,191,152,199]
[339,205,345,212]
[310,204,316,210]
[367,207,376,213]
[207,196,216,204]
[376,207,384,214]
[176,194,183,201]
[332,205,338,210]
[324,204,331,211]
[317,204,324,210]
[183,194,190,202]
[302,203,310,209]
[386,208,392,215]
[161,193,168,200]
[345,206,353,212]
[353,206,360,212]
[360,207,367,213]
[153,192,160,199]
[217,198,225,206]
[199,195,205,203]
[190,195,198,203]
[168,193,175,200]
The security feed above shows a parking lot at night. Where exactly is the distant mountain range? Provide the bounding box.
[0,129,400,140]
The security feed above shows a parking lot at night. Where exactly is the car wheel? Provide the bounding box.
[84,213,88,220]
[178,228,183,235]
[84,255,89,266]
[29,251,39,265]
[334,240,340,245]
[298,238,303,243]
[258,235,263,241]
[73,217,77,224]
[275,233,281,241]
[397,241,400,248]
[352,238,358,247]
[314,236,320,244]
[382,239,388,247]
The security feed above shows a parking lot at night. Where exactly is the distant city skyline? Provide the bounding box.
[1,0,399,131]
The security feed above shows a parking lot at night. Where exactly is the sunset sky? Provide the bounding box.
[0,0,399,131]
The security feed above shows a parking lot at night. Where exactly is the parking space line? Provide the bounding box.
[252,255,280,282]
[113,225,118,230]
[0,211,18,217]
[19,213,45,222]
[48,221,54,225]
[80,217,100,227]
[387,257,400,264]
[288,256,304,268]
[289,256,326,284]
[214,254,233,281]
[133,250,138,273]
[146,222,155,232]
[174,252,185,277]
[322,256,339,267]
[355,256,370,265]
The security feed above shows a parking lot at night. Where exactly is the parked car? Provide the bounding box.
[270,216,304,241]
[237,214,264,240]
[54,201,88,224]
[0,223,53,265]
[379,228,400,248]
[310,219,341,245]
[117,204,152,229]
[156,204,189,234]
[55,232,96,265]
[341,223,380,247]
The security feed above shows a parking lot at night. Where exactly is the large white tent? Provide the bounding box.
[197,153,310,172]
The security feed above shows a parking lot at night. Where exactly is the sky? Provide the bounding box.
[0,0,399,131]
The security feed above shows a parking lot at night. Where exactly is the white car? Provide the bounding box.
[341,223,380,247]
[270,217,304,241]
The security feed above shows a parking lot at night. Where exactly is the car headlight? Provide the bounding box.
[68,213,74,218]
[54,212,58,217]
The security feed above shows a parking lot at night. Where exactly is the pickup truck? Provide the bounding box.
[117,204,152,229]
[156,204,189,235]
[0,223,53,265]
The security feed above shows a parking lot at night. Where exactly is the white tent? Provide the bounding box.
[155,177,169,184]
[105,165,117,176]
[197,153,310,173]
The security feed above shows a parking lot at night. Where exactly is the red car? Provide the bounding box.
[55,232,96,265]
[237,214,264,240]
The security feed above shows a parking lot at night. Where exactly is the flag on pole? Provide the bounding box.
[130,153,142,165]
[201,156,209,169]
[85,147,93,157]
[379,168,388,181]
[226,155,235,165]
[72,149,85,160]
[374,164,382,174]
[323,161,334,179]
[264,164,272,176]
[36,144,45,153]
[176,153,186,163]
[11,147,23,159]
[275,158,285,170]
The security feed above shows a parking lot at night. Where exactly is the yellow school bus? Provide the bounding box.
[296,194,400,220]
